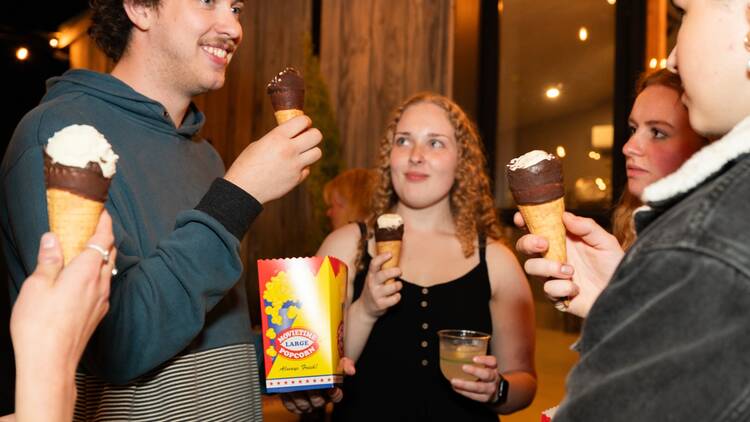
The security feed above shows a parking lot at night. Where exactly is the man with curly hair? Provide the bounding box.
[0,0,323,419]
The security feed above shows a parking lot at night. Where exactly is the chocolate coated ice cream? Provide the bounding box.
[375,214,404,242]
[266,67,305,111]
[506,150,564,205]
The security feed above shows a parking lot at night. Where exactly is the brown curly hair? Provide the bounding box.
[368,92,503,258]
[89,0,162,62]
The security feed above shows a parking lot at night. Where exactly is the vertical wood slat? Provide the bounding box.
[321,0,454,169]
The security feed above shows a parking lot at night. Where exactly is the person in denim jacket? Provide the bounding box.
[515,0,750,420]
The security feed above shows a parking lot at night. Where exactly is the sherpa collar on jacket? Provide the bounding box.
[641,115,750,204]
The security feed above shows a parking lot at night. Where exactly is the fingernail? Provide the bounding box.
[41,233,56,249]
[560,264,573,275]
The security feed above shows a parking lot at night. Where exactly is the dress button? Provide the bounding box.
[421,341,428,348]
[420,300,428,308]
[421,359,429,366]
[422,288,429,295]
[422,322,429,330]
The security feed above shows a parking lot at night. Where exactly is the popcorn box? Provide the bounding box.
[257,256,347,393]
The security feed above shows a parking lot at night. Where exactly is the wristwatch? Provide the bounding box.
[491,373,509,405]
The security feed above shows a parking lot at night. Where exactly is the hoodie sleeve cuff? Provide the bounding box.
[195,178,263,240]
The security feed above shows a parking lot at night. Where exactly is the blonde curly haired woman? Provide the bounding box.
[314,93,536,421]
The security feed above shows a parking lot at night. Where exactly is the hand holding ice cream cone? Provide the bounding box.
[44,124,118,265]
[506,150,566,263]
[506,150,569,310]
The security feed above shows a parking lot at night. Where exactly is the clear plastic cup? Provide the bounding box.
[438,329,491,381]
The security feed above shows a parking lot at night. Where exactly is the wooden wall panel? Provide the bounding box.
[321,0,454,169]
[195,0,313,325]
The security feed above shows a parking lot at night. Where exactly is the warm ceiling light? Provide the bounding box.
[49,38,59,48]
[16,47,29,61]
[588,151,601,160]
[578,27,588,42]
[595,178,607,191]
[607,0,616,4]
[660,58,668,68]
[649,58,658,69]
[545,86,561,99]
[556,146,566,158]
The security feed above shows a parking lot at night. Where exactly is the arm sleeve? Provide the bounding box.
[3,144,263,384]
[555,249,750,421]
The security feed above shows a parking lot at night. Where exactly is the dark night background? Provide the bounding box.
[1,2,89,413]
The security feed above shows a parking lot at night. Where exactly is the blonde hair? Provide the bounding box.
[369,92,503,257]
[323,168,377,224]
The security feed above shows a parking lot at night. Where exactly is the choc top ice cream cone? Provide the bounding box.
[505,150,566,264]
[267,67,305,124]
[375,213,403,283]
[44,124,118,264]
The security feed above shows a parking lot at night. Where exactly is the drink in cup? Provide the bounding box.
[438,329,490,381]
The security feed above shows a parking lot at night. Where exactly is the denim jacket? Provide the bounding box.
[555,116,750,421]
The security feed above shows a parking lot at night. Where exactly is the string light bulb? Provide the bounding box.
[16,47,29,61]
[578,27,588,42]
[545,86,561,99]
[49,38,59,48]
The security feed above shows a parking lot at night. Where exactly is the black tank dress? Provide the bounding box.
[332,225,497,422]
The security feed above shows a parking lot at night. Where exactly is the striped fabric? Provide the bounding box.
[74,343,262,421]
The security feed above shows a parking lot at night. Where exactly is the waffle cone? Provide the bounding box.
[46,188,104,265]
[518,196,566,263]
[274,109,304,125]
[376,240,401,284]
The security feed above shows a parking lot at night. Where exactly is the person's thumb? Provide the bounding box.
[33,232,63,283]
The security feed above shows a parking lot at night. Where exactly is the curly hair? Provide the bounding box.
[88,0,162,62]
[369,92,503,258]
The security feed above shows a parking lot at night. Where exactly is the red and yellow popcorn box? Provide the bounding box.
[257,256,347,393]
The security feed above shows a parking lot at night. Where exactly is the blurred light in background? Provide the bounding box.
[607,0,616,4]
[545,86,561,99]
[588,151,601,160]
[15,47,29,61]
[595,177,607,191]
[578,27,588,42]
[49,37,59,48]
[556,146,566,158]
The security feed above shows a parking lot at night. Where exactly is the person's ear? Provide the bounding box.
[123,0,158,31]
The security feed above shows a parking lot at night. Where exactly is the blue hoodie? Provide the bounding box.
[1,69,262,386]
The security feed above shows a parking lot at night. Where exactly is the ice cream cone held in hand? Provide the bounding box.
[44,124,118,264]
[266,67,305,125]
[375,213,404,284]
[506,150,566,264]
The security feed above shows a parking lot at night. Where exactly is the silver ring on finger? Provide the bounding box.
[86,243,110,264]
[554,298,571,312]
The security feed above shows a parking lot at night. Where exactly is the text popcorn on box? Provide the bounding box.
[257,256,347,393]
